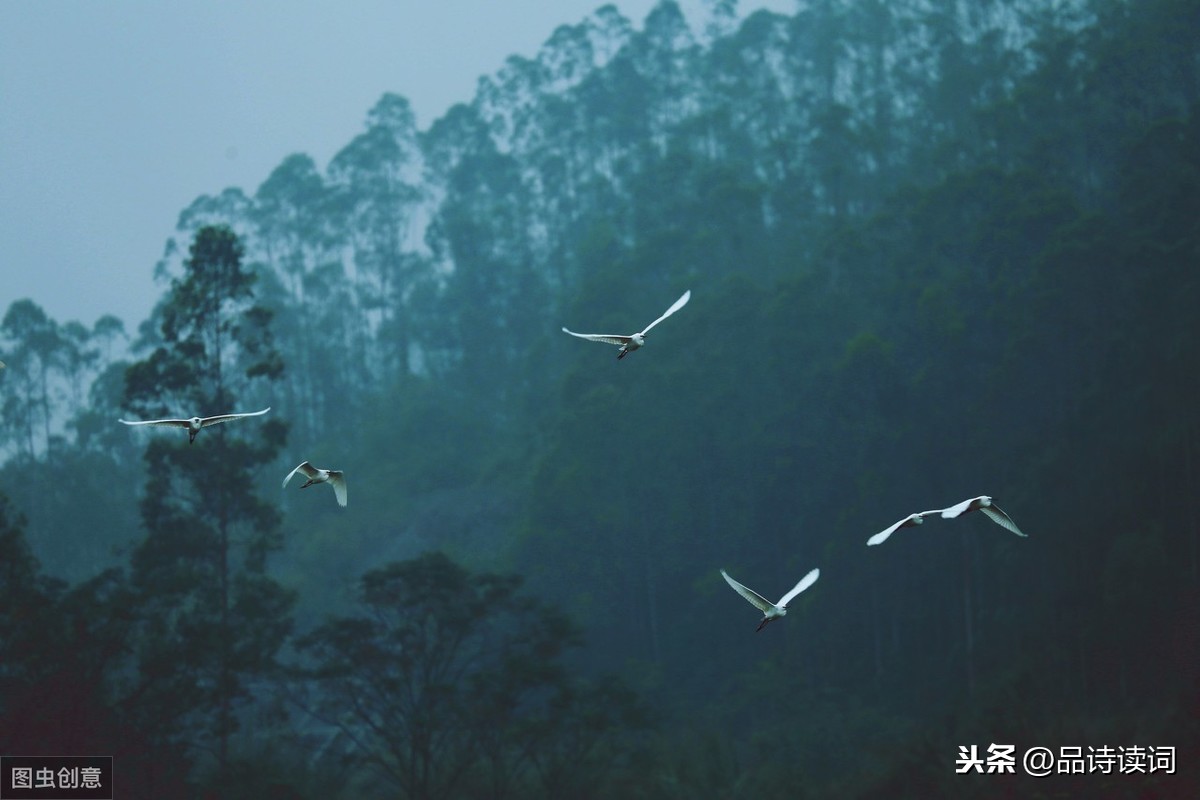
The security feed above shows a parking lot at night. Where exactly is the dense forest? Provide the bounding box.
[2,0,1197,796]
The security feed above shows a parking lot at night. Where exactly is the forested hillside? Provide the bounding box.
[2,0,1197,796]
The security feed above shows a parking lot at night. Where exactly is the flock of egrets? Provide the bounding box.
[716,492,1027,631]
[117,408,348,507]
[114,288,1027,632]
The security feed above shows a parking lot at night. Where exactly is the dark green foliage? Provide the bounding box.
[0,493,65,693]
[0,494,193,798]
[121,225,293,785]
[294,553,647,800]
[0,300,139,580]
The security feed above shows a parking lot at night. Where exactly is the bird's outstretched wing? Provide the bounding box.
[200,407,271,428]
[866,509,944,546]
[867,516,913,546]
[283,461,319,488]
[720,569,775,614]
[561,328,633,347]
[980,504,1027,537]
[940,496,982,519]
[639,289,691,335]
[777,568,820,607]
[328,471,348,507]
[119,417,189,428]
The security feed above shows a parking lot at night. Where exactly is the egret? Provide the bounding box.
[562,289,691,359]
[282,461,347,507]
[866,509,944,546]
[720,566,820,632]
[940,495,1027,537]
[118,407,270,444]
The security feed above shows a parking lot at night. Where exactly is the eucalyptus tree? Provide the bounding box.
[0,300,66,458]
[251,153,342,441]
[1,306,108,439]
[58,319,100,411]
[329,93,427,384]
[121,224,291,785]
[0,303,141,582]
[468,7,642,296]
[631,1,699,144]
[427,125,549,405]
[90,313,127,366]
[175,187,257,245]
[254,153,340,290]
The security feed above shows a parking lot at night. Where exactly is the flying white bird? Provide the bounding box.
[720,566,820,632]
[282,461,347,507]
[118,407,271,444]
[940,495,1027,537]
[866,509,945,546]
[562,289,691,359]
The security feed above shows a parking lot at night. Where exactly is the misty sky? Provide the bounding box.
[0,0,791,336]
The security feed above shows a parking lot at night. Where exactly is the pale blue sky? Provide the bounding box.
[0,1,791,332]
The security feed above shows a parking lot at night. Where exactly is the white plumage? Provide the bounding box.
[866,509,944,546]
[283,461,347,507]
[118,407,270,444]
[720,566,820,632]
[867,496,1027,546]
[562,289,691,359]
[940,495,1026,537]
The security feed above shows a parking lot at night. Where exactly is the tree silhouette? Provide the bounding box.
[294,552,647,799]
[0,299,67,459]
[121,225,291,787]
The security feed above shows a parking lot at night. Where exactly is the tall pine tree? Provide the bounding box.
[121,225,291,786]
